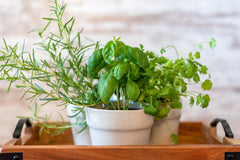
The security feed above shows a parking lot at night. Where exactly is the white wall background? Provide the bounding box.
[0,0,240,145]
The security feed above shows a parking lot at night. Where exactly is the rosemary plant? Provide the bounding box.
[0,0,98,135]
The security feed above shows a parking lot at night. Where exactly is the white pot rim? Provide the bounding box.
[86,106,144,113]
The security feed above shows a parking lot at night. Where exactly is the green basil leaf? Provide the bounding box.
[102,40,127,64]
[87,49,107,78]
[129,62,140,80]
[114,62,129,80]
[102,40,115,64]
[126,79,140,101]
[126,46,149,69]
[98,71,118,104]
[114,41,127,61]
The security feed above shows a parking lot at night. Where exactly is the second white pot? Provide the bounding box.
[150,108,181,145]
[86,107,154,145]
[67,104,91,145]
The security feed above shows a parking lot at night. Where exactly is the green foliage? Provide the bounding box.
[0,0,216,141]
[155,107,170,120]
[114,62,129,80]
[87,49,107,78]
[126,79,140,101]
[171,134,179,144]
[87,38,150,110]
[0,0,98,135]
[0,0,98,107]
[98,71,118,104]
[209,38,216,49]
[201,79,213,91]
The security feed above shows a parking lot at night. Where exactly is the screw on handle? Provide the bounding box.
[13,118,32,139]
[210,118,234,138]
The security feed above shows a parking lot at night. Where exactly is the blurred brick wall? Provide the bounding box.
[0,0,240,145]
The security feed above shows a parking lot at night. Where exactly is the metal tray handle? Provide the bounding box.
[210,118,234,138]
[13,118,32,139]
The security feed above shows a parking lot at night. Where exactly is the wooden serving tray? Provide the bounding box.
[1,119,240,160]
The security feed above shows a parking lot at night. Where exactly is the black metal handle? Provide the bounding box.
[13,118,32,139]
[210,118,234,138]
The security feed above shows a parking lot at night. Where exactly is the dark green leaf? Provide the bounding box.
[126,79,140,101]
[87,49,107,78]
[98,71,118,104]
[114,62,129,80]
[160,48,166,54]
[102,40,114,64]
[190,97,194,107]
[129,62,140,80]
[127,46,150,69]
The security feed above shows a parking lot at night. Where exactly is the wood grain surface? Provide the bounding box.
[1,122,240,160]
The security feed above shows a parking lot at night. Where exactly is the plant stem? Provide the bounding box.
[165,45,179,59]
[117,86,120,110]
[179,41,209,54]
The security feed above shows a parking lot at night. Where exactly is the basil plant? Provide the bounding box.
[88,37,215,120]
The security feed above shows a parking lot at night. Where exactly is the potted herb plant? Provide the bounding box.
[0,0,98,145]
[86,37,155,145]
[86,36,215,145]
[0,0,216,145]
[142,40,216,144]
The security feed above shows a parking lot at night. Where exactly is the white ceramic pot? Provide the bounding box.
[150,108,181,145]
[86,107,154,145]
[67,104,91,145]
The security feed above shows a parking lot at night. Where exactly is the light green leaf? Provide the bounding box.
[209,38,216,49]
[170,100,182,109]
[200,65,208,74]
[201,79,212,90]
[144,104,158,115]
[201,94,210,108]
[194,51,200,59]
[171,134,179,144]
[155,107,170,120]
